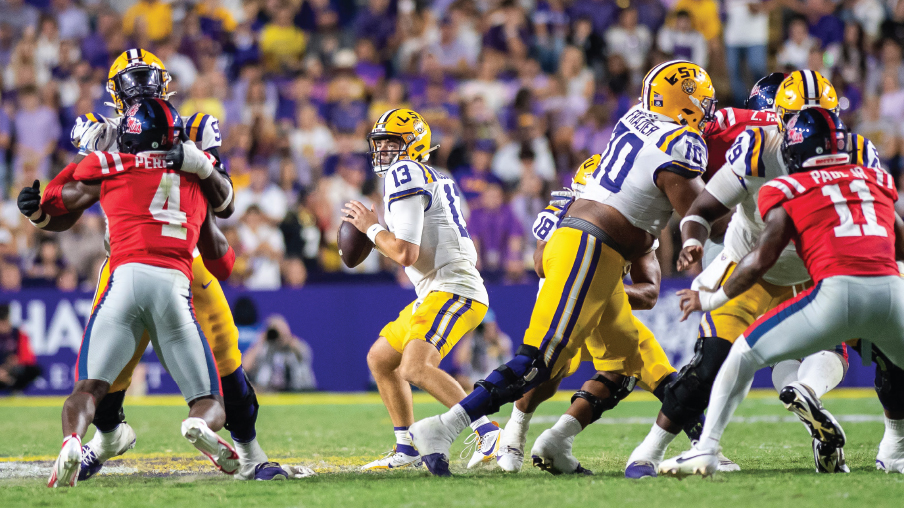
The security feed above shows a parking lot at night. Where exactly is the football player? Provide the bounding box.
[406,60,716,477]
[494,156,699,474]
[660,108,904,477]
[47,99,236,487]
[18,49,300,481]
[341,109,495,471]
[627,71,875,477]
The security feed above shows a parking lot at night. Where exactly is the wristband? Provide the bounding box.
[29,209,50,229]
[213,184,233,213]
[680,215,712,236]
[699,287,730,311]
[682,238,704,250]
[366,224,386,243]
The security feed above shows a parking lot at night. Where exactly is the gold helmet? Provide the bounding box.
[774,70,838,130]
[571,154,601,193]
[107,49,171,114]
[367,108,435,175]
[641,60,716,133]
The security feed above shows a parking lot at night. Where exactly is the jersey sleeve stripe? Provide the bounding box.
[777,175,806,193]
[111,153,125,173]
[654,161,703,182]
[187,114,203,141]
[656,126,688,153]
[86,113,98,123]
[414,162,435,183]
[853,134,863,165]
[764,180,794,199]
[745,128,764,177]
[96,152,110,174]
[195,115,210,142]
[388,188,433,211]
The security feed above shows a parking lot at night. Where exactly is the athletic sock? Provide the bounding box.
[394,427,417,456]
[221,366,258,443]
[97,423,125,452]
[798,351,845,398]
[234,438,268,466]
[440,404,472,436]
[771,359,801,393]
[550,415,582,440]
[502,406,533,446]
[698,339,759,450]
[628,424,678,465]
[879,417,904,456]
[470,416,496,436]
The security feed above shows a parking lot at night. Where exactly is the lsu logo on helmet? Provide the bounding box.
[367,108,436,175]
[641,60,716,133]
[774,70,838,130]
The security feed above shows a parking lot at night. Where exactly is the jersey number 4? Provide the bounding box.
[822,179,888,238]
[149,173,188,240]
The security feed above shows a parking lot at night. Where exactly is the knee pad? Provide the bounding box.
[222,367,260,442]
[93,390,127,433]
[571,374,637,423]
[873,347,904,413]
[661,337,733,426]
[474,344,546,414]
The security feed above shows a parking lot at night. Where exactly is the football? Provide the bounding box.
[338,219,374,268]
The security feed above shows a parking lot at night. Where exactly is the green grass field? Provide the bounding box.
[1,389,902,507]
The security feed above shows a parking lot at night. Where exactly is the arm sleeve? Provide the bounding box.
[705,163,749,208]
[388,195,427,246]
[41,163,78,216]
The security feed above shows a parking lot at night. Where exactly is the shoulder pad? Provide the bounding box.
[184,113,222,150]
[654,126,707,178]
[725,127,766,179]
[385,161,437,210]
[853,134,882,170]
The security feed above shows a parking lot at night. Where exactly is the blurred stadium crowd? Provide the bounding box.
[1,0,904,291]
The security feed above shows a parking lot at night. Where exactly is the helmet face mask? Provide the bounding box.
[368,134,407,175]
[107,49,171,114]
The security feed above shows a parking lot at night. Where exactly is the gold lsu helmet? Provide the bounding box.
[367,108,435,175]
[571,154,601,193]
[107,49,172,114]
[641,60,716,133]
[774,70,838,130]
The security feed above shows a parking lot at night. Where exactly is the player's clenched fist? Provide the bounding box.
[17,180,42,220]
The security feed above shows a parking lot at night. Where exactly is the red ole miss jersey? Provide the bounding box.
[73,151,207,280]
[703,108,777,181]
[758,165,899,283]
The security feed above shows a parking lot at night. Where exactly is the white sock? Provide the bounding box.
[502,406,533,445]
[440,404,472,435]
[628,424,677,464]
[395,428,414,447]
[699,339,760,450]
[551,415,583,439]
[470,416,492,432]
[879,417,904,455]
[234,438,268,466]
[771,359,801,392]
[798,351,845,398]
[98,423,124,449]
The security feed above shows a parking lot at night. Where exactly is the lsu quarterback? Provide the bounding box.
[407,60,717,477]
[494,156,703,474]
[341,109,498,471]
[625,70,879,478]
[16,49,309,481]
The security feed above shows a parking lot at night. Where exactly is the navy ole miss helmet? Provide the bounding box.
[781,108,851,174]
[117,98,185,154]
[746,72,788,112]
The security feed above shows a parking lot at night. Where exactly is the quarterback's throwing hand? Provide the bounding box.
[676,289,702,322]
[341,200,379,233]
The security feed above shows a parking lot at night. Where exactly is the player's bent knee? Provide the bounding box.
[474,344,547,414]
[661,337,733,425]
[571,373,637,423]
[71,379,111,403]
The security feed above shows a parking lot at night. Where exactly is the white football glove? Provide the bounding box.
[72,116,116,154]
[549,188,577,208]
[168,140,215,179]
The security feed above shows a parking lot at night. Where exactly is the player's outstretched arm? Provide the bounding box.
[342,199,421,267]
[60,180,101,212]
[626,249,661,310]
[166,143,235,218]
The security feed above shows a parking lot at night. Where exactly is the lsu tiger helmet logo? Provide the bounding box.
[367,109,436,175]
[641,60,716,133]
[774,70,838,130]
[107,49,172,114]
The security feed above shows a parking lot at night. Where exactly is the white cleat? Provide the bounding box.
[658,447,720,479]
[779,382,846,448]
[181,418,240,475]
[409,416,458,477]
[281,464,317,478]
[79,423,137,481]
[530,428,591,475]
[877,455,904,474]
[463,422,502,469]
[496,426,527,473]
[361,447,423,471]
[717,451,740,472]
[48,434,82,488]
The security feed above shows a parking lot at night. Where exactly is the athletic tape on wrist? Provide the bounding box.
[699,287,730,311]
[682,238,704,250]
[680,215,712,236]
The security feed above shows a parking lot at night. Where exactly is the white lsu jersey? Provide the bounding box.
[73,112,223,152]
[708,125,882,286]
[383,161,489,306]
[582,104,707,237]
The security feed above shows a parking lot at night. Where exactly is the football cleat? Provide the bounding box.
[409,416,457,477]
[717,451,741,472]
[625,460,657,479]
[281,464,317,478]
[813,440,850,473]
[463,422,502,469]
[251,461,290,480]
[48,434,82,488]
[361,447,423,471]
[658,447,720,479]
[79,423,137,481]
[529,428,592,476]
[181,418,240,474]
[780,382,846,448]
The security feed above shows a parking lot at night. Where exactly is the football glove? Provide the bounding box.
[549,188,577,208]
[17,180,41,218]
[72,117,116,155]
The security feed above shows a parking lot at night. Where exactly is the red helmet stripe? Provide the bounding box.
[153,98,175,146]
[813,107,840,154]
